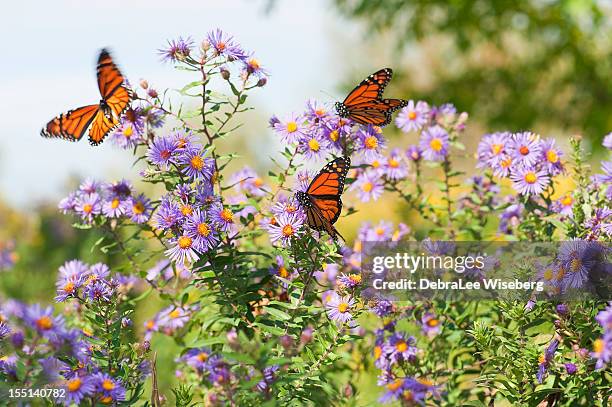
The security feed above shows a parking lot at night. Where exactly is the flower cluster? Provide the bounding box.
[58,178,151,225]
[477,132,564,195]
[109,106,164,150]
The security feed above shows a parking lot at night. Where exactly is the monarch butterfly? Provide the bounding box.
[295,156,350,241]
[335,68,407,127]
[41,48,132,145]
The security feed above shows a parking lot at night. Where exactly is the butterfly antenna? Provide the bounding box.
[319,90,337,103]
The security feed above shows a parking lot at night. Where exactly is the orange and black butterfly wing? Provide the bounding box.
[342,68,393,107]
[40,104,100,142]
[345,99,409,126]
[88,110,118,146]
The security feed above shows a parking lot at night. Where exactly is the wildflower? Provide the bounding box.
[371,300,394,317]
[536,339,559,383]
[383,148,409,180]
[153,195,182,230]
[256,365,279,393]
[58,192,78,214]
[557,240,598,289]
[147,136,179,169]
[39,356,69,383]
[102,194,128,218]
[243,54,268,78]
[540,138,564,175]
[421,313,441,336]
[206,28,247,60]
[395,100,430,132]
[273,113,306,144]
[127,193,152,224]
[603,133,612,150]
[551,193,574,217]
[55,274,83,302]
[325,293,355,324]
[298,131,328,161]
[406,145,422,162]
[211,206,236,232]
[76,193,101,223]
[499,202,524,234]
[205,355,232,385]
[83,281,114,302]
[165,235,200,264]
[60,375,95,406]
[159,36,194,62]
[91,372,126,404]
[384,332,417,364]
[79,178,101,195]
[179,149,215,181]
[477,132,511,168]
[338,273,362,288]
[592,335,611,369]
[0,321,9,339]
[564,363,577,375]
[352,171,384,202]
[269,255,292,279]
[266,212,304,247]
[158,306,191,332]
[110,109,145,149]
[584,208,612,238]
[304,99,331,122]
[184,210,219,252]
[25,304,64,337]
[419,125,449,161]
[182,347,212,372]
[509,132,541,168]
[356,125,386,161]
[230,166,269,197]
[510,167,550,195]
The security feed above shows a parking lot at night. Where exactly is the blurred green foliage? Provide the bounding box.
[333,0,612,149]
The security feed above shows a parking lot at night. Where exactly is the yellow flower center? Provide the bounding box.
[430,138,443,152]
[63,281,75,293]
[111,198,120,209]
[427,318,439,327]
[197,223,211,236]
[181,205,193,216]
[123,125,133,138]
[386,379,403,391]
[555,266,566,281]
[396,341,408,352]
[538,354,546,364]
[133,201,145,214]
[278,266,289,278]
[36,316,53,330]
[83,204,93,214]
[375,227,385,236]
[254,178,264,187]
[178,236,192,249]
[491,143,503,155]
[100,396,113,404]
[388,158,399,168]
[408,111,417,120]
[217,42,226,51]
[190,156,204,170]
[543,269,553,281]
[286,121,298,133]
[198,352,209,362]
[337,302,349,313]
[67,378,82,392]
[315,108,326,117]
[146,320,155,330]
[308,138,320,152]
[169,309,181,319]
[364,136,378,150]
[282,224,294,237]
[594,338,604,354]
[570,258,581,273]
[371,160,380,168]
[402,390,414,401]
[546,150,558,163]
[519,145,530,155]
[417,378,433,386]
[374,345,382,360]
[349,274,362,284]
[501,157,512,168]
[524,172,537,184]
[361,182,373,193]
[102,379,115,391]
[248,58,260,70]
[221,208,234,222]
[561,194,573,207]
[328,130,339,142]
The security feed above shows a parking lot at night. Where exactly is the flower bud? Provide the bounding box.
[147,88,158,98]
[220,66,230,80]
[227,329,240,350]
[257,77,267,87]
[564,363,577,375]
[300,326,313,346]
[556,303,569,316]
[201,40,211,52]
[139,79,149,89]
[280,334,294,350]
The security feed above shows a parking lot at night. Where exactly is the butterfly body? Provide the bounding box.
[335,68,407,127]
[41,49,132,146]
[296,156,350,241]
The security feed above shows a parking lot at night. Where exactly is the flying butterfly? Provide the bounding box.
[295,156,350,241]
[41,48,133,145]
[335,68,407,127]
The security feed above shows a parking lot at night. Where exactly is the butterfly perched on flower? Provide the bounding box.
[296,156,350,241]
[41,48,133,145]
[335,68,407,127]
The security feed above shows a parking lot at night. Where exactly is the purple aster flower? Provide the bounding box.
[371,300,394,317]
[58,259,88,281]
[153,195,182,230]
[564,363,577,375]
[184,210,219,252]
[79,178,100,195]
[557,240,599,289]
[106,179,133,198]
[550,193,574,217]
[179,148,215,181]
[594,161,612,185]
[419,125,449,161]
[206,29,247,60]
[379,377,432,405]
[271,196,304,219]
[596,302,612,332]
[266,211,304,247]
[75,193,101,223]
[352,171,384,202]
[270,255,293,280]
[592,334,611,369]
[477,132,511,168]
[421,313,441,336]
[243,54,268,78]
[165,234,200,264]
[406,145,422,162]
[159,36,194,62]
[91,372,126,404]
[60,375,95,406]
[158,306,191,332]
[102,194,129,218]
[230,167,270,197]
[55,274,83,302]
[584,207,612,238]
[83,280,114,302]
[298,131,328,161]
[509,132,542,168]
[540,138,564,175]
[25,304,64,337]
[0,321,10,339]
[205,355,232,385]
[210,206,237,233]
[127,193,152,224]
[174,183,193,203]
[510,167,550,195]
[338,273,362,288]
[182,347,212,372]
[383,148,409,180]
[147,136,179,169]
[603,133,612,150]
[395,100,430,132]
[325,293,355,324]
[356,125,386,161]
[537,339,559,383]
[273,113,306,144]
[556,303,569,316]
[39,356,69,383]
[384,332,417,365]
[304,99,331,122]
[498,202,524,233]
[109,110,145,149]
[491,154,514,178]
[87,262,110,282]
[172,130,201,153]
[58,192,78,214]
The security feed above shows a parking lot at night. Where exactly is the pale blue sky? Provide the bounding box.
[0,0,365,206]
